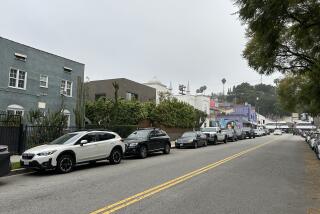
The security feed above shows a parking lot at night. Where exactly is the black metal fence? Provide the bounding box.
[0,113,138,154]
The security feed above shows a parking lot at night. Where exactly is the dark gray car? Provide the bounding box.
[176,131,207,149]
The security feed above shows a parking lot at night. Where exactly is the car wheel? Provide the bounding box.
[232,136,236,142]
[139,145,148,159]
[194,141,198,149]
[109,148,122,164]
[214,137,218,145]
[176,145,180,149]
[204,141,208,147]
[317,151,320,160]
[89,161,96,165]
[56,154,74,174]
[224,136,227,144]
[163,143,171,154]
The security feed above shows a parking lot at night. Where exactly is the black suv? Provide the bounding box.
[124,128,171,158]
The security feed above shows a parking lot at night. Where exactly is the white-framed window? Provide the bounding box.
[7,104,24,116]
[40,74,48,88]
[60,80,72,97]
[8,68,27,90]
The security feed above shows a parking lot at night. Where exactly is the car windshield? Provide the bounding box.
[182,132,196,138]
[49,133,78,145]
[127,130,150,139]
[202,127,218,132]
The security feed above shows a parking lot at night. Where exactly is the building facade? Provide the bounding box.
[174,94,211,127]
[0,37,85,126]
[86,78,156,102]
[144,78,172,104]
[233,104,257,124]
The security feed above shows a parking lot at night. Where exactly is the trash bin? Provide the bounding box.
[0,146,11,177]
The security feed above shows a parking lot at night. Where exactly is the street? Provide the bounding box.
[1,135,320,214]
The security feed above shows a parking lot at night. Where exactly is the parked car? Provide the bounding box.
[314,139,320,159]
[124,128,171,158]
[274,129,282,135]
[20,131,125,173]
[222,129,237,142]
[264,129,270,135]
[176,131,207,149]
[234,126,244,140]
[201,127,227,144]
[309,133,319,150]
[0,145,11,177]
[242,127,255,139]
[254,129,264,137]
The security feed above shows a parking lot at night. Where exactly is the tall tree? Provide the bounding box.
[234,0,320,114]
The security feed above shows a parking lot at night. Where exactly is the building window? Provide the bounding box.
[40,75,48,88]
[7,104,24,116]
[60,80,72,97]
[126,92,138,101]
[8,68,27,90]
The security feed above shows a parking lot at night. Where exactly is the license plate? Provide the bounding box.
[180,144,183,146]
[24,161,29,166]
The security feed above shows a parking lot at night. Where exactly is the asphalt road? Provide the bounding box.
[1,134,320,214]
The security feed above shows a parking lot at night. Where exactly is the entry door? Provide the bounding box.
[74,133,100,162]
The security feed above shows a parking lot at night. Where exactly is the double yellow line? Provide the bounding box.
[91,139,276,214]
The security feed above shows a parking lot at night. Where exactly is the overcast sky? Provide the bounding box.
[1,0,280,94]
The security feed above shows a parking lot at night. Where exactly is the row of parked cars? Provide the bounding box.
[0,126,269,176]
[302,131,320,159]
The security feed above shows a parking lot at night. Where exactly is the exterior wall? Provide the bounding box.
[174,94,211,127]
[86,78,156,102]
[0,37,85,126]
[234,104,257,124]
[144,82,170,104]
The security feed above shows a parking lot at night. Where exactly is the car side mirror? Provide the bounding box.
[80,139,88,146]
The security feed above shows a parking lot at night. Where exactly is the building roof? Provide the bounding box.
[145,77,167,88]
[0,36,85,65]
[87,78,156,91]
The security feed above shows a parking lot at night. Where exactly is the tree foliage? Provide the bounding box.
[85,98,206,129]
[223,82,289,118]
[234,0,320,114]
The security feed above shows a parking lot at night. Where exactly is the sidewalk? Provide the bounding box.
[10,155,21,163]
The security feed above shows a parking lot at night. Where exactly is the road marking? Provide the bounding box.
[90,139,278,214]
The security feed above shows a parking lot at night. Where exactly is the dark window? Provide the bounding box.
[78,134,96,144]
[98,133,115,141]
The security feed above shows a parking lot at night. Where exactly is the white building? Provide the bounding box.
[174,84,211,127]
[144,77,172,104]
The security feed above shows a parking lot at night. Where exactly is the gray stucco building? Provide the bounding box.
[86,78,156,102]
[0,37,85,126]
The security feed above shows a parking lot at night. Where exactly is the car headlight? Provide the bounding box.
[37,150,57,156]
[129,143,138,147]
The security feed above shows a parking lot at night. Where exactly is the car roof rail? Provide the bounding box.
[137,127,158,130]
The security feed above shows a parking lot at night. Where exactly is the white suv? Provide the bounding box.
[20,131,125,173]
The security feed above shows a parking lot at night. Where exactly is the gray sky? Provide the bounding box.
[0,0,280,94]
